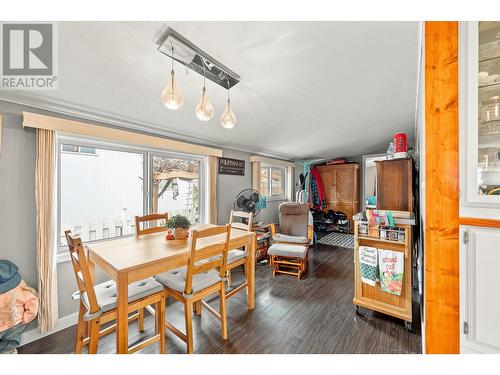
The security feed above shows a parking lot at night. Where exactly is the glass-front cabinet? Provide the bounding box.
[461,21,500,211]
[460,23,500,355]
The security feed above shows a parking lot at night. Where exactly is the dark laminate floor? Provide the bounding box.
[19,243,422,354]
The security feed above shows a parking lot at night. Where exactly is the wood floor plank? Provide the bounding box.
[18,244,421,354]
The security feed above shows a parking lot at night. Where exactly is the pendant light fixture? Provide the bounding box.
[220,78,237,129]
[161,45,184,110]
[195,62,214,121]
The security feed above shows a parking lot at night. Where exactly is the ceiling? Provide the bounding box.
[0,22,421,161]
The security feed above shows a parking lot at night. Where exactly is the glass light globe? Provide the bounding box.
[161,71,184,110]
[220,99,237,129]
[195,86,214,121]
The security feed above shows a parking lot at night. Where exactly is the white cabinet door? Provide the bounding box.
[460,226,500,353]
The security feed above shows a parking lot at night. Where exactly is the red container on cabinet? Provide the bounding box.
[393,132,408,158]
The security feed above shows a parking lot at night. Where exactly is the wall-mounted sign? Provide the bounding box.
[218,157,245,176]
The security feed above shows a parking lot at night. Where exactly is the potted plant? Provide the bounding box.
[166,215,192,240]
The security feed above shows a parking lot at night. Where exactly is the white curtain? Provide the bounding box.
[35,128,58,332]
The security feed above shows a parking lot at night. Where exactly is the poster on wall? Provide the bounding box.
[218,157,245,176]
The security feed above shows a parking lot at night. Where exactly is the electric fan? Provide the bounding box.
[233,188,263,217]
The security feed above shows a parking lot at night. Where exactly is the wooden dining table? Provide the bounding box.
[86,224,256,354]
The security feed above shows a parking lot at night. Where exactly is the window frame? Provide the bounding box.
[260,163,287,201]
[56,135,206,263]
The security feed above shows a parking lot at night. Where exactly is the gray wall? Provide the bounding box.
[0,100,284,323]
[216,148,283,225]
[0,110,37,293]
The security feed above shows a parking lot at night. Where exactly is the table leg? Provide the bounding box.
[247,235,256,310]
[88,258,96,284]
[116,272,129,354]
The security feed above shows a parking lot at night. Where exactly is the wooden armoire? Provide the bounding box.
[316,163,360,230]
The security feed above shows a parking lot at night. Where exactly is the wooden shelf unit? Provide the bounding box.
[353,217,414,324]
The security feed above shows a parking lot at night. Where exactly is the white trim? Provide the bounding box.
[20,312,79,346]
[250,155,295,167]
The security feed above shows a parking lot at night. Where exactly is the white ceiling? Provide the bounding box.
[0,21,420,160]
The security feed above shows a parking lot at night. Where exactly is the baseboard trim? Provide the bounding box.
[20,312,78,346]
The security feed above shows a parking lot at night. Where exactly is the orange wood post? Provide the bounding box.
[424,21,460,354]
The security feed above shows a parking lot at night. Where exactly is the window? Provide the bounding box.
[59,144,145,247]
[260,165,286,198]
[151,155,201,224]
[57,138,205,258]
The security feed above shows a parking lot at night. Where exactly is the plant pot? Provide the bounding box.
[173,227,188,240]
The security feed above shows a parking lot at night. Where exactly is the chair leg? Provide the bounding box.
[227,270,232,288]
[194,300,202,316]
[243,264,249,296]
[88,318,101,354]
[219,284,228,340]
[74,302,86,354]
[184,300,194,354]
[157,296,166,354]
[271,256,276,278]
[138,307,145,332]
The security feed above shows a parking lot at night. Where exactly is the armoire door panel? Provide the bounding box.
[336,170,353,202]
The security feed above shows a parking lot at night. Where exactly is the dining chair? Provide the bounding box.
[65,230,166,354]
[134,212,168,329]
[154,225,231,354]
[135,213,169,237]
[225,210,253,296]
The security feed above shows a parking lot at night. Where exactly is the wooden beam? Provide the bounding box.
[424,21,460,354]
[459,217,500,229]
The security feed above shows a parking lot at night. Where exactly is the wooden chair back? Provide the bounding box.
[184,225,231,295]
[135,213,168,237]
[229,210,253,232]
[64,230,100,315]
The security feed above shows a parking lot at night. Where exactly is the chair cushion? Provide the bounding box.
[268,243,308,259]
[227,249,247,263]
[80,278,163,313]
[155,267,222,294]
[272,233,309,244]
[279,202,309,238]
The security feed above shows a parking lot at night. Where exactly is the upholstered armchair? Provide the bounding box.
[268,202,313,244]
[266,202,314,278]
